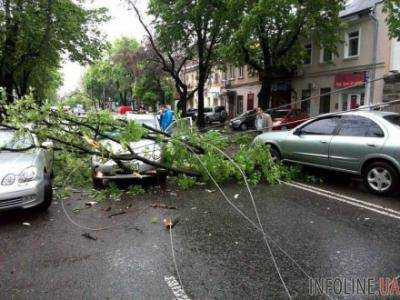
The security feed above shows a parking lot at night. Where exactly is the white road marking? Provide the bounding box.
[282,181,400,221]
[164,276,191,300]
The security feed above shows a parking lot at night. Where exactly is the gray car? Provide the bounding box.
[253,111,400,196]
[0,127,54,211]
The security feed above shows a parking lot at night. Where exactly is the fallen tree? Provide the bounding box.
[0,96,299,193]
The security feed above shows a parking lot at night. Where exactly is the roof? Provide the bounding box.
[340,0,382,18]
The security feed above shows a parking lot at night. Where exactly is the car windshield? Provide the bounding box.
[204,108,213,113]
[270,110,289,118]
[240,110,256,117]
[384,114,400,127]
[0,129,34,150]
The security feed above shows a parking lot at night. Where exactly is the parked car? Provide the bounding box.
[187,108,198,121]
[91,114,164,188]
[253,111,400,196]
[204,106,228,124]
[270,109,309,130]
[0,127,54,211]
[229,109,257,131]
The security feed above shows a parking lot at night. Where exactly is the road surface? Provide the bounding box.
[1,174,400,299]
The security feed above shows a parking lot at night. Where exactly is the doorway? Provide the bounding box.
[340,93,365,111]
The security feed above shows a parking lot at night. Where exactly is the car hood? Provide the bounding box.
[253,130,291,144]
[0,152,38,177]
[100,139,161,157]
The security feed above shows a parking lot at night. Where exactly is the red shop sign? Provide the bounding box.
[334,72,366,88]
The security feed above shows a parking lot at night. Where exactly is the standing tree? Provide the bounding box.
[127,1,196,116]
[135,0,229,128]
[224,0,345,110]
[0,0,109,105]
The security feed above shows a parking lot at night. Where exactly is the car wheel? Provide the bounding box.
[363,162,399,196]
[35,174,53,211]
[240,123,247,131]
[92,175,106,190]
[268,146,281,163]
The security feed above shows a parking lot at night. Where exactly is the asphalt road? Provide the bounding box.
[1,174,400,299]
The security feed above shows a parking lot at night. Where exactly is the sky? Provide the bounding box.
[58,0,149,97]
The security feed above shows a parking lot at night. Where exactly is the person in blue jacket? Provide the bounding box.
[160,104,174,134]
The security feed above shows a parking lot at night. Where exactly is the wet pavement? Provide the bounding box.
[1,177,400,299]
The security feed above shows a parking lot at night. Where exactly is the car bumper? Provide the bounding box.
[0,179,45,211]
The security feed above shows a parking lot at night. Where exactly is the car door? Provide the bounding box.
[329,115,386,173]
[282,116,340,167]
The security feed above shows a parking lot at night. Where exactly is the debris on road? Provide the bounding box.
[205,189,215,193]
[163,217,179,230]
[22,222,31,226]
[150,217,158,224]
[85,201,97,207]
[151,203,177,210]
[82,233,97,241]
[234,194,240,199]
[108,211,126,218]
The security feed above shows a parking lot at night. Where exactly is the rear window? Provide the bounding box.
[384,114,400,127]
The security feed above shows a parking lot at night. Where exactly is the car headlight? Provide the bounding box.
[18,166,38,183]
[1,174,16,186]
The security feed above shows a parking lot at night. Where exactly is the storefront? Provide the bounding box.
[335,72,367,112]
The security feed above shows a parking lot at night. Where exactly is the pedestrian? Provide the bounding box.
[255,107,273,132]
[160,104,174,134]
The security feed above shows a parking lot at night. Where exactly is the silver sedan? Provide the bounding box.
[0,128,54,211]
[253,111,400,196]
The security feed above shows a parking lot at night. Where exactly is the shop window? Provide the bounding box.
[345,30,360,58]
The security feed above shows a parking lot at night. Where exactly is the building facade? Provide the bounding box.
[183,0,400,117]
[291,0,400,116]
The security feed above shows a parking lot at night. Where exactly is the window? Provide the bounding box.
[345,30,360,58]
[238,66,244,78]
[384,114,400,127]
[301,89,311,114]
[304,44,312,65]
[237,95,244,115]
[247,93,254,110]
[320,48,333,63]
[338,116,384,137]
[319,88,331,114]
[229,65,235,79]
[300,117,340,135]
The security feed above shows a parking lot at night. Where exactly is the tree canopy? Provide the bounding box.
[83,37,141,108]
[0,0,109,104]
[385,0,400,40]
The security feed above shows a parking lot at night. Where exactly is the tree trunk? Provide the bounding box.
[197,80,205,128]
[4,76,14,104]
[258,74,272,110]
[177,88,188,116]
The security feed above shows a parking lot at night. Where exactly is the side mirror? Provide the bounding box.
[42,141,54,149]
[293,129,302,136]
